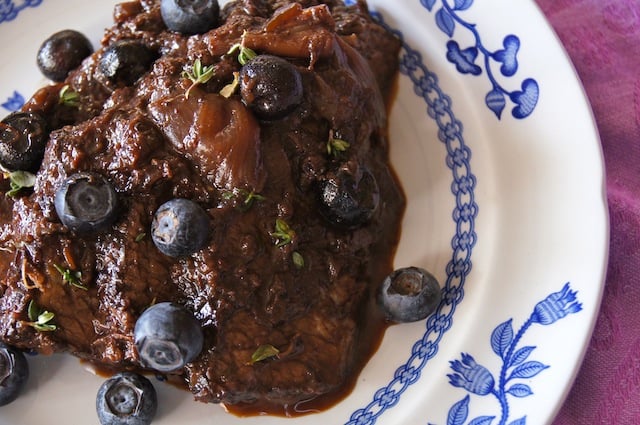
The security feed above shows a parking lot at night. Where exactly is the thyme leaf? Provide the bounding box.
[54,263,87,291]
[249,344,279,365]
[222,188,265,211]
[292,251,305,269]
[182,58,215,99]
[27,300,57,332]
[59,85,80,107]
[270,219,295,247]
[5,171,36,197]
[327,136,350,157]
[227,41,257,65]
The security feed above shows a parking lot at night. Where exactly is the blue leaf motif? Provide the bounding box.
[510,78,539,119]
[446,41,481,75]
[508,361,549,380]
[508,346,536,368]
[493,35,520,77]
[506,383,533,398]
[421,0,436,11]
[485,89,506,119]
[490,319,513,359]
[508,417,527,425]
[469,416,495,425]
[447,396,470,425]
[453,0,474,11]
[436,7,455,37]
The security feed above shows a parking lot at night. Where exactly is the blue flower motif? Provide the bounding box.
[426,1,539,119]
[2,90,25,112]
[448,353,495,396]
[446,41,482,76]
[440,284,580,425]
[531,282,582,325]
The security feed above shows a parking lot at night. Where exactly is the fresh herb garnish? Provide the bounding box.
[220,71,240,98]
[182,58,215,99]
[292,251,305,269]
[59,84,80,107]
[227,39,257,65]
[54,263,87,290]
[27,300,57,332]
[223,188,265,211]
[5,171,36,197]
[242,190,265,209]
[270,219,295,247]
[327,131,350,157]
[249,344,280,365]
[135,232,147,242]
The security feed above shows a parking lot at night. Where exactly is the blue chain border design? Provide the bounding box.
[0,0,42,25]
[346,12,478,425]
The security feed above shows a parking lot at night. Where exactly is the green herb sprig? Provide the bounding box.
[54,264,87,291]
[5,171,36,197]
[182,58,215,99]
[270,219,295,247]
[327,134,350,157]
[222,188,265,211]
[249,344,280,365]
[27,300,57,332]
[227,41,257,65]
[59,85,80,107]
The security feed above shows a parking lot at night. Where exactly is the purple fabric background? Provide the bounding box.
[534,0,640,423]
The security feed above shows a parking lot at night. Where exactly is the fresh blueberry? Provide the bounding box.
[318,166,379,228]
[0,343,29,406]
[54,172,119,234]
[37,29,93,82]
[96,372,157,425]
[240,55,304,120]
[160,0,220,34]
[378,267,442,323]
[99,41,156,86]
[134,302,204,373]
[0,111,48,172]
[151,198,210,257]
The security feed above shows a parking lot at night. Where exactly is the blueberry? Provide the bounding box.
[240,55,304,120]
[99,41,156,86]
[37,29,93,82]
[0,343,29,406]
[96,372,157,425]
[160,0,220,34]
[54,172,119,234]
[318,166,379,228]
[378,267,442,323]
[0,112,48,172]
[134,302,204,373]
[151,198,210,257]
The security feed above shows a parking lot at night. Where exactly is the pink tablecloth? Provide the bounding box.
[534,0,640,423]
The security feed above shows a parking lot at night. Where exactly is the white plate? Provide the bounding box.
[0,1,607,424]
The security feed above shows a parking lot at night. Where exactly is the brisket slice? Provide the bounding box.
[0,0,403,415]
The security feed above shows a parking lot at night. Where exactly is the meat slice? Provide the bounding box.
[0,0,403,415]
